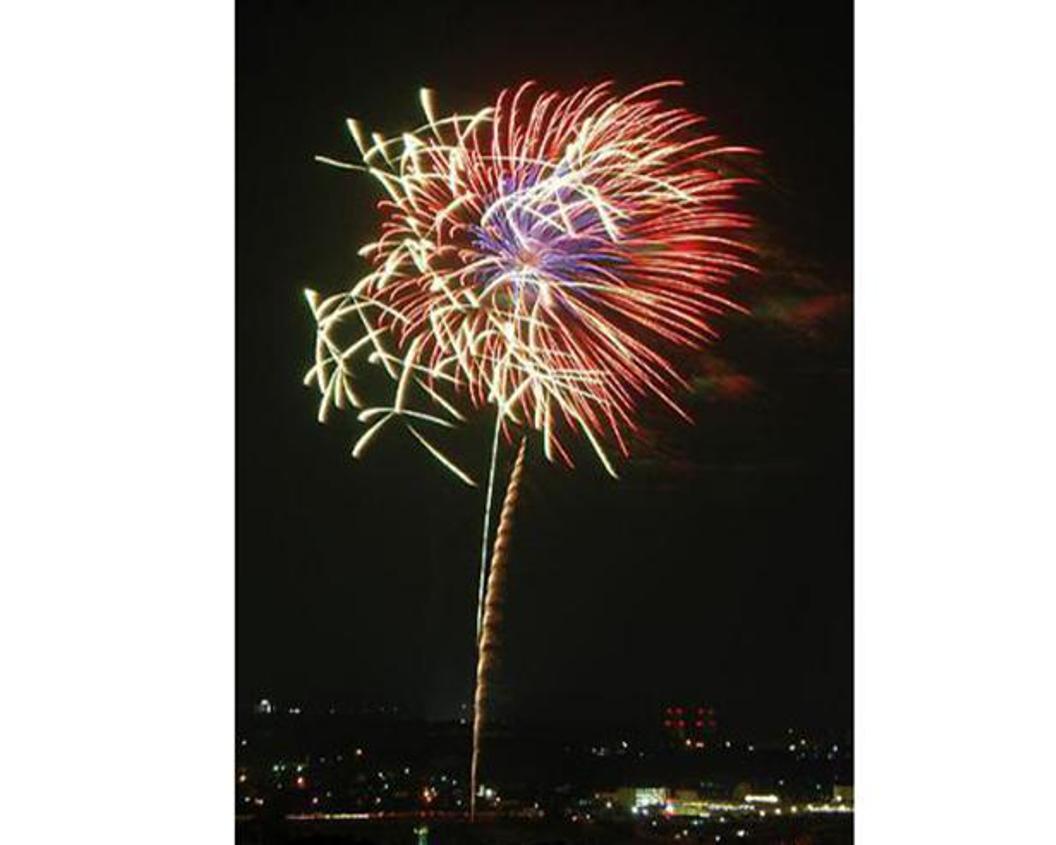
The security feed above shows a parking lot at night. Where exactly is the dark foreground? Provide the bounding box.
[236,814,853,844]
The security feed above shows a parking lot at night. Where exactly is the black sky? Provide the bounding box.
[236,0,852,734]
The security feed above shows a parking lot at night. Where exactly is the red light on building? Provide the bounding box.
[662,705,717,748]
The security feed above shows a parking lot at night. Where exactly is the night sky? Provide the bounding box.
[237,0,852,734]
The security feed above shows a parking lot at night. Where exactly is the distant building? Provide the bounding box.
[607,786,666,811]
[833,784,854,806]
[603,787,731,818]
[662,705,717,748]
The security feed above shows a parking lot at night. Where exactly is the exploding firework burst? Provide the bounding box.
[304,79,760,820]
[305,80,758,480]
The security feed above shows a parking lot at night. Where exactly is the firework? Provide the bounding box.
[306,79,757,478]
[304,79,758,820]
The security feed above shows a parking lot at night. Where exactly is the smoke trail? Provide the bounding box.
[470,436,527,821]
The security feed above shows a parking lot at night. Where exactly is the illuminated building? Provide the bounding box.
[662,704,717,748]
[606,787,667,811]
[604,787,738,819]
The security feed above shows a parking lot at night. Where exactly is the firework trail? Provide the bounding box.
[470,436,526,820]
[304,80,759,819]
